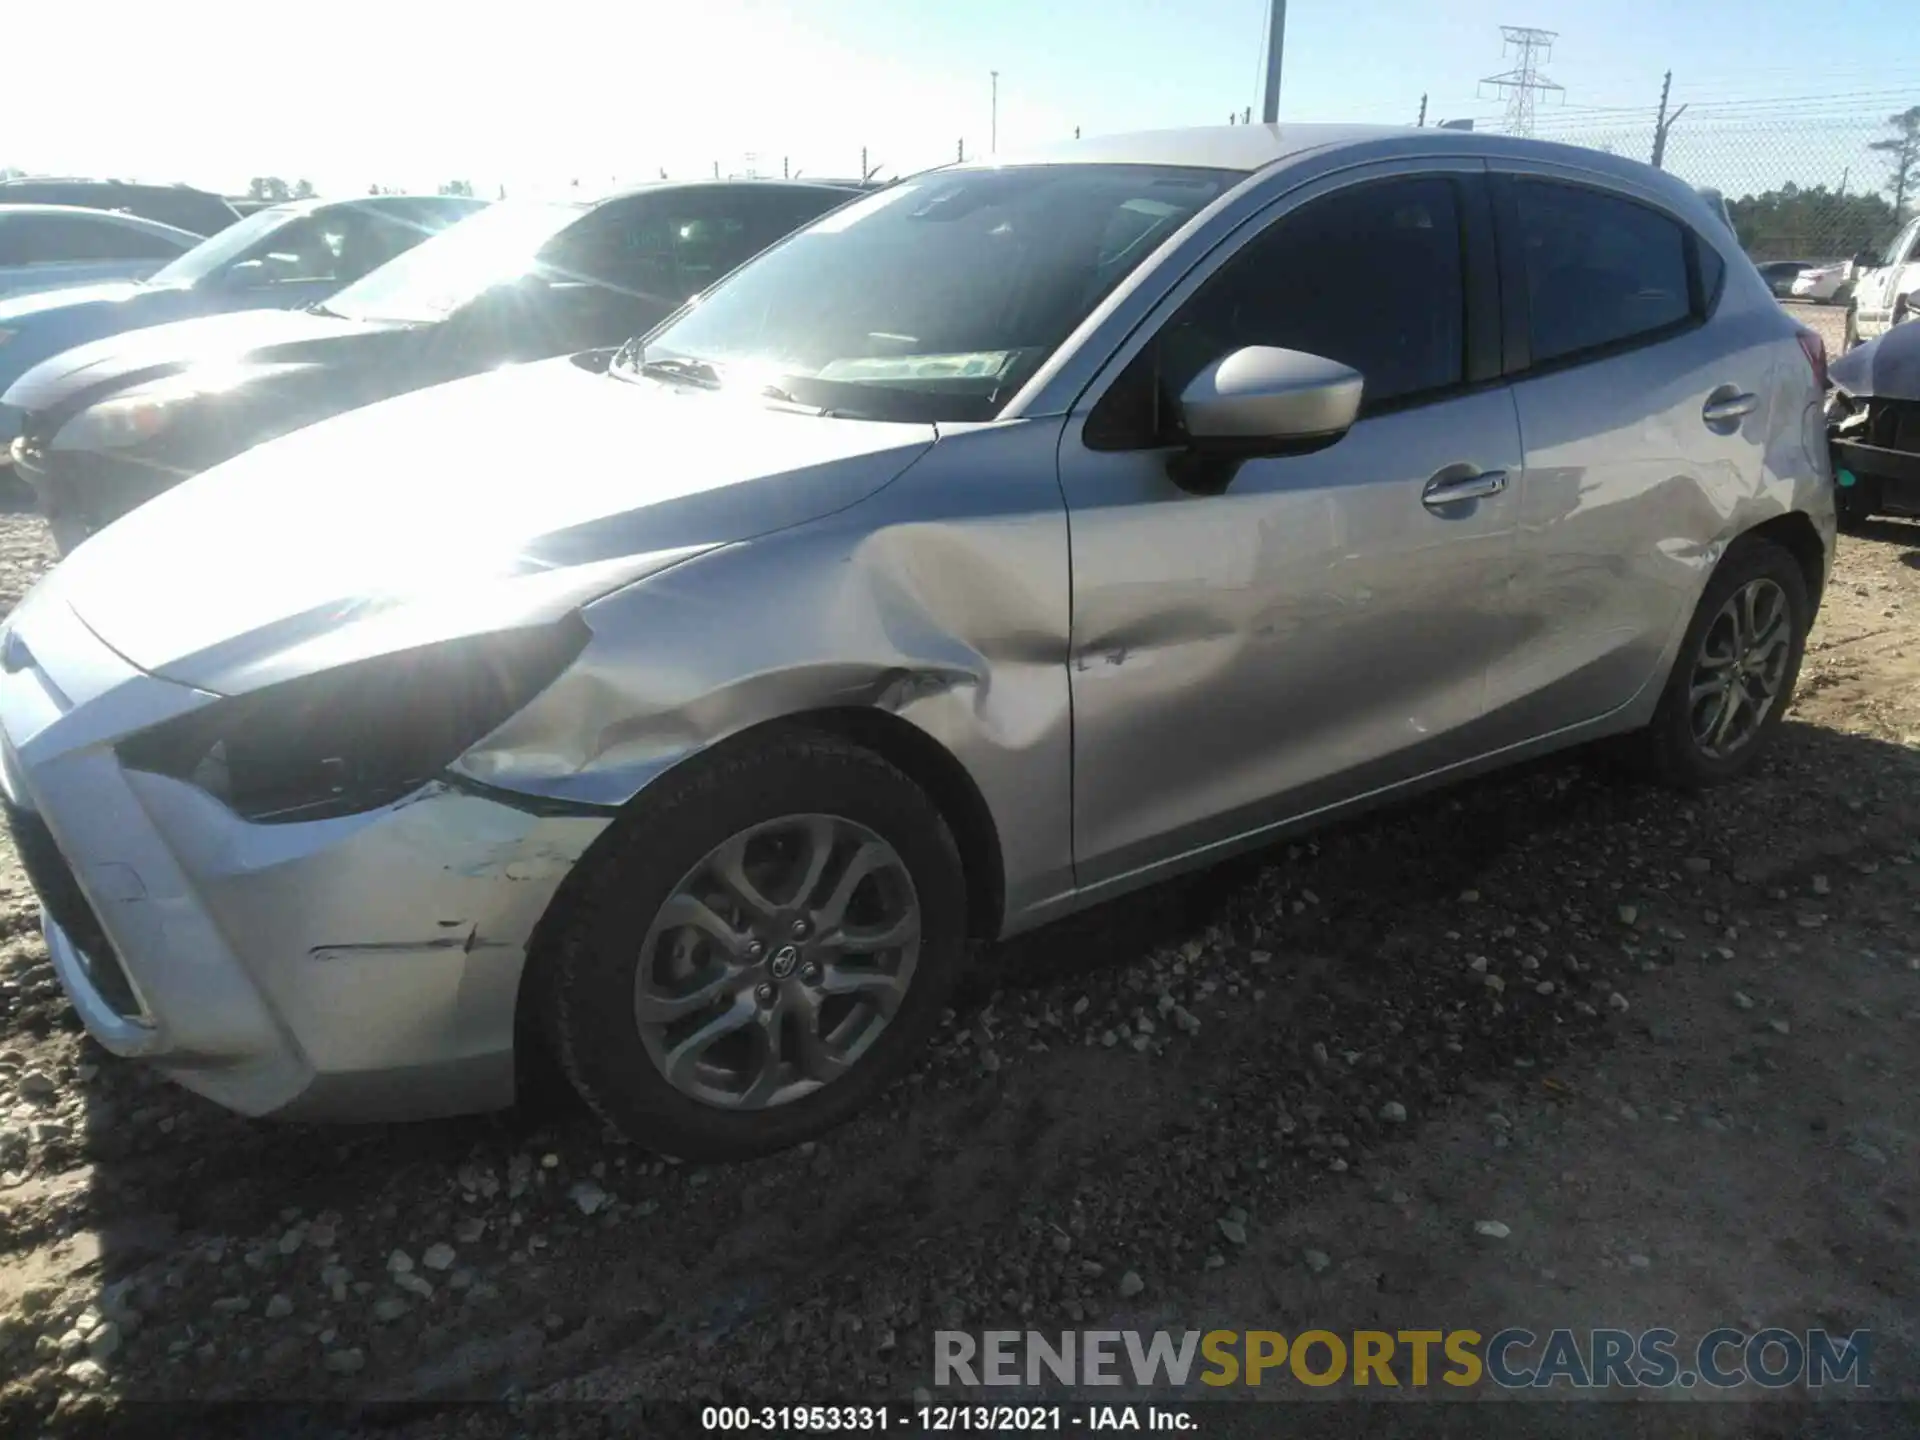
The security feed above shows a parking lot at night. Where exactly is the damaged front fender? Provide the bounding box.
[450,418,1079,934]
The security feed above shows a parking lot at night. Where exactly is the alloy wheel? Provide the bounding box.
[1688,577,1793,761]
[633,814,921,1110]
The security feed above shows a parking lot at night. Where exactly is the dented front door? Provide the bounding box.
[1060,394,1524,894]
[1055,164,1525,897]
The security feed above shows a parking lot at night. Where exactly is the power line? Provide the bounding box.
[1479,26,1564,137]
[1471,90,1920,129]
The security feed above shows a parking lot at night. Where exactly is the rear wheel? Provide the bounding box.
[1620,539,1810,789]
[538,728,967,1160]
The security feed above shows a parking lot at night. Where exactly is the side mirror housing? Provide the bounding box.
[1168,346,1364,494]
[1854,252,1879,273]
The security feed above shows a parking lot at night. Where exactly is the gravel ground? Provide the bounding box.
[1783,297,1850,358]
[1,501,1918,1435]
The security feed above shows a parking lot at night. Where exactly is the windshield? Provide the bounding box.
[629,164,1236,422]
[1882,218,1920,269]
[324,201,585,324]
[147,205,301,287]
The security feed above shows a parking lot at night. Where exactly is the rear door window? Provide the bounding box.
[1509,181,1694,365]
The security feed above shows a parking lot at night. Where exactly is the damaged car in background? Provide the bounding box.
[1826,312,1920,528]
[0,125,1833,1160]
[5,179,856,553]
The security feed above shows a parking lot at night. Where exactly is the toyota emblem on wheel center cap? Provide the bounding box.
[767,944,801,979]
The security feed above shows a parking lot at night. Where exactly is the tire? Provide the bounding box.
[538,727,967,1160]
[48,514,91,557]
[1843,305,1862,352]
[1622,538,1811,790]
[1836,474,1881,532]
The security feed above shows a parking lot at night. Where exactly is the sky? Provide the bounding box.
[2,0,1915,200]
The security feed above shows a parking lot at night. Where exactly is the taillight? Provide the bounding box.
[1795,324,1828,391]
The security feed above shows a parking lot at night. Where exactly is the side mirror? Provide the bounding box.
[1854,252,1878,272]
[1168,346,1364,495]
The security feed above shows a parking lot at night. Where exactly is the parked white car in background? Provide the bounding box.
[1789,259,1854,304]
[1848,215,1920,349]
[0,204,200,299]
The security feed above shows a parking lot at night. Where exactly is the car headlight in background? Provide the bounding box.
[51,363,306,451]
[117,616,590,823]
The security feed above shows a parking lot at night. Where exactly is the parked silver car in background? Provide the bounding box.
[0,205,200,298]
[0,124,1834,1158]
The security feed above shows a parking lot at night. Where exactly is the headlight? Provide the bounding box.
[117,617,589,823]
[52,363,295,451]
[53,375,208,451]
[0,328,16,349]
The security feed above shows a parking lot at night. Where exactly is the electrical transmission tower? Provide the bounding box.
[1479,26,1562,136]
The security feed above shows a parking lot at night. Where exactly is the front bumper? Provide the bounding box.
[10,437,186,550]
[0,588,610,1120]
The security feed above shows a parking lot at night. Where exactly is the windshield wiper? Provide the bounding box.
[636,355,723,389]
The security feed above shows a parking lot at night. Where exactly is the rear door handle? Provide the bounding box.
[1421,469,1508,509]
[1702,391,1758,425]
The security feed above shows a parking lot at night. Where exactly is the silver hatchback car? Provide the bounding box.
[0,125,1834,1158]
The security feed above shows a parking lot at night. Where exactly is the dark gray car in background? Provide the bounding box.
[7,180,858,551]
[0,177,241,237]
[0,194,487,461]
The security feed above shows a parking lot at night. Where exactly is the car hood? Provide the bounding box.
[2,306,391,414]
[1830,320,1920,401]
[45,356,937,695]
[0,281,151,322]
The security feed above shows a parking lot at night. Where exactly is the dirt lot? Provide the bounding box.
[1786,297,1850,360]
[1,489,1918,1436]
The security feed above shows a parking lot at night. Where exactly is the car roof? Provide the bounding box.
[0,176,222,195]
[591,178,864,206]
[967,123,1727,234]
[259,194,489,217]
[985,123,1413,173]
[0,203,203,239]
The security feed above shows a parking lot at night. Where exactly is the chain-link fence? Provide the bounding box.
[1490,106,1917,264]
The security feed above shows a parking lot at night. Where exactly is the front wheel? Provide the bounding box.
[1622,539,1810,789]
[537,728,968,1160]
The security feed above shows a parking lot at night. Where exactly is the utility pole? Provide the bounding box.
[1479,26,1562,136]
[1417,94,1428,127]
[958,137,966,163]
[1651,70,1687,170]
[1243,106,1252,125]
[991,70,999,153]
[1260,0,1286,123]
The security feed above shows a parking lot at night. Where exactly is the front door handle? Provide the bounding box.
[1421,468,1508,510]
[1702,391,1758,426]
